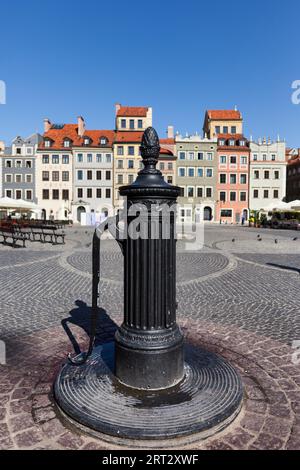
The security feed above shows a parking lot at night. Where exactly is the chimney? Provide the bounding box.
[77,116,85,137]
[44,118,52,133]
[167,125,174,139]
[115,103,121,115]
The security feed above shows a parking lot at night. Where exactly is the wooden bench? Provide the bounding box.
[0,227,27,248]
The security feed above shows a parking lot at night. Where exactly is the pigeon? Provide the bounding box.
[293,237,297,241]
[275,239,278,244]
[257,234,260,238]
[232,239,235,242]
[258,238,262,242]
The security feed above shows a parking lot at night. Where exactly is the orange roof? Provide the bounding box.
[114,131,144,143]
[117,106,148,117]
[218,133,246,140]
[39,125,115,149]
[160,138,175,145]
[159,148,174,156]
[207,110,242,120]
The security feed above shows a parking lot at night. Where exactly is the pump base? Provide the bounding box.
[54,342,243,440]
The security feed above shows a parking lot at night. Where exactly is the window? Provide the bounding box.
[52,171,59,181]
[84,138,90,146]
[96,154,102,163]
[264,170,270,179]
[45,140,51,148]
[128,160,134,169]
[129,119,134,129]
[240,192,246,202]
[128,146,135,156]
[77,170,83,180]
[274,189,279,198]
[179,187,184,197]
[179,152,186,160]
[253,154,258,161]
[5,160,12,168]
[43,189,49,199]
[77,188,83,198]
[188,168,195,177]
[197,152,204,160]
[187,187,194,197]
[223,126,228,133]
[215,126,221,134]
[206,168,213,177]
[220,174,226,184]
[220,191,226,202]
[25,174,32,183]
[168,162,173,170]
[128,174,134,184]
[117,146,124,156]
[26,190,32,200]
[231,126,236,133]
[118,174,123,184]
[271,154,276,161]
[87,170,92,180]
[96,170,102,180]
[62,171,69,181]
[26,160,32,168]
[138,119,143,129]
[239,140,245,146]
[87,188,92,198]
[42,155,49,164]
[16,147,21,154]
[16,160,22,168]
[87,154,93,163]
[197,187,203,197]
[5,174,12,183]
[197,168,203,177]
[96,188,102,198]
[167,176,173,184]
[188,152,194,160]
[121,119,126,128]
[178,168,185,177]
[206,187,212,198]
[62,189,69,200]
[274,170,279,179]
[100,138,107,145]
[106,188,111,198]
[159,162,164,170]
[77,153,83,163]
[263,154,267,161]
[5,190,12,198]
[206,153,213,161]
[42,171,49,181]
[253,189,259,198]
[230,156,237,164]
[106,154,111,163]
[240,174,247,184]
[52,190,59,200]
[254,170,259,179]
[264,189,269,198]
[229,140,235,146]
[64,140,70,148]
[219,139,225,146]
[26,147,33,155]
[62,155,69,164]
[241,156,247,164]
[106,171,111,180]
[221,209,232,218]
[52,155,59,164]
[117,160,123,169]
[15,175,22,183]
[230,191,236,201]
[219,155,226,164]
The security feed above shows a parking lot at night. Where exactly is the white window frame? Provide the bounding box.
[15,174,22,183]
[206,168,213,178]
[187,167,195,177]
[178,167,186,177]
[205,186,213,198]
[5,174,12,183]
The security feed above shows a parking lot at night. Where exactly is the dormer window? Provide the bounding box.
[100,137,107,145]
[64,140,71,148]
[84,137,90,146]
[44,139,51,148]
[219,139,225,146]
[229,139,235,146]
[239,140,245,146]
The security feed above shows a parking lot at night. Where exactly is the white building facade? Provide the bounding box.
[249,138,286,212]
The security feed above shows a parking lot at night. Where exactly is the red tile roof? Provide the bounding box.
[117,106,148,117]
[159,148,174,156]
[39,125,115,149]
[218,133,246,140]
[160,138,175,145]
[207,110,242,120]
[114,131,144,143]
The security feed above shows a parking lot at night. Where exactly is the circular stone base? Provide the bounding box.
[54,343,243,440]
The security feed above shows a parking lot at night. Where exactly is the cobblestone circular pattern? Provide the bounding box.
[54,343,243,440]
[66,251,230,283]
[1,320,300,450]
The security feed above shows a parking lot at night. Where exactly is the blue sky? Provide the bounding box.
[0,0,299,146]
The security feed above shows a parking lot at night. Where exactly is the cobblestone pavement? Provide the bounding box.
[0,225,300,450]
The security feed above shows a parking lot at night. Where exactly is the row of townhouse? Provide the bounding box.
[0,105,288,224]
